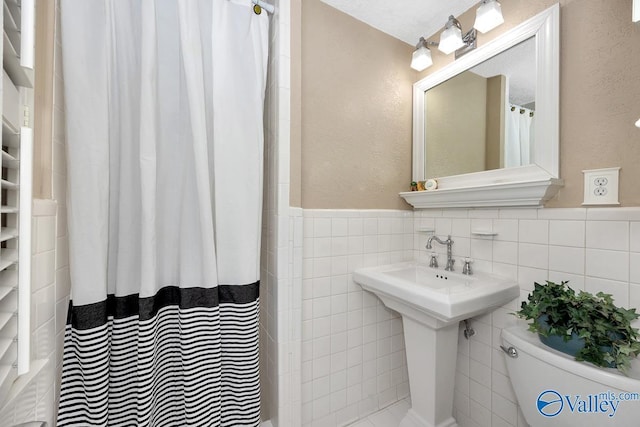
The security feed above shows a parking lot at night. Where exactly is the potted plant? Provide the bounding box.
[515,280,640,374]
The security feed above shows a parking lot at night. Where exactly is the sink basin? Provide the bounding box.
[353,261,519,427]
[353,261,519,328]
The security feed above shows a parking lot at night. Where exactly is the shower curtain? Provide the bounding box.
[57,1,268,426]
[505,105,535,168]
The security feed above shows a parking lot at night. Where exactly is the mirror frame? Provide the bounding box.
[402,4,562,209]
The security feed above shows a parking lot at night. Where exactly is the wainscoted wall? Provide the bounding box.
[301,209,412,427]
[296,206,640,427]
[415,207,640,427]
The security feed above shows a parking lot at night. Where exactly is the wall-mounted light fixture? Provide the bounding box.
[474,0,505,33]
[438,16,470,55]
[635,118,640,128]
[411,37,436,71]
[410,0,504,71]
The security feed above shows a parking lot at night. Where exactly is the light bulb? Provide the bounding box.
[438,17,464,55]
[474,0,504,34]
[411,45,433,71]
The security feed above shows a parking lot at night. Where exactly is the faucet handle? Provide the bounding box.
[429,252,439,268]
[462,258,473,275]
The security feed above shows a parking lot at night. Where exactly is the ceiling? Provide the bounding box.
[318,0,481,46]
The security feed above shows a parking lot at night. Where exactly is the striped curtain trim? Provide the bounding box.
[67,282,259,330]
[58,284,261,427]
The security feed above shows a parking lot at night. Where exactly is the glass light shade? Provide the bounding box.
[411,45,433,71]
[474,0,504,33]
[636,118,640,128]
[438,25,464,55]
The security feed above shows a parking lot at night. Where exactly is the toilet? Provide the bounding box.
[501,323,640,426]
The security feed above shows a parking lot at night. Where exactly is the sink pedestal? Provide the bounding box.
[399,317,459,427]
[353,261,519,427]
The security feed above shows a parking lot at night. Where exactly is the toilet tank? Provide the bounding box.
[501,323,640,427]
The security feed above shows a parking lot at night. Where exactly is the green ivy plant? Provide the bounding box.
[515,280,640,374]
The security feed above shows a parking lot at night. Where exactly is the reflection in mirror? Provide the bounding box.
[424,38,536,178]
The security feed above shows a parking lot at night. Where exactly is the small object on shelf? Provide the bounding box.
[417,181,426,191]
[425,178,438,191]
[410,181,418,191]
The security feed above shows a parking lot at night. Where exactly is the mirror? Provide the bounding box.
[403,4,562,209]
[425,38,536,178]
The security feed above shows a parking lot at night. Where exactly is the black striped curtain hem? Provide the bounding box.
[57,283,261,427]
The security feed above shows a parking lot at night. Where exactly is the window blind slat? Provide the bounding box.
[0,249,18,270]
[0,286,13,302]
[0,206,18,214]
[0,313,13,332]
[0,315,17,339]
[1,125,19,147]
[0,338,12,362]
[0,270,18,288]
[0,364,17,404]
[0,179,18,189]
[0,227,17,242]
[1,151,18,168]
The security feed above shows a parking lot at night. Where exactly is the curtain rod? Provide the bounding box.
[253,0,275,14]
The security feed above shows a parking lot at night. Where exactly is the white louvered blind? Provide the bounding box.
[0,0,34,405]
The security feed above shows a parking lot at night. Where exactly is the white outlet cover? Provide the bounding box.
[582,167,620,205]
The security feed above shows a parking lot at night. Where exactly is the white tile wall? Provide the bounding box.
[301,209,411,427]
[412,207,640,427]
[262,0,299,425]
[279,206,640,427]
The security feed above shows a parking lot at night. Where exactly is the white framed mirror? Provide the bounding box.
[401,4,562,209]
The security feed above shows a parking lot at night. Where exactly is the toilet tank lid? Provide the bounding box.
[501,323,640,391]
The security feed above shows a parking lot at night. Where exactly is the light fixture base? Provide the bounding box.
[454,28,477,59]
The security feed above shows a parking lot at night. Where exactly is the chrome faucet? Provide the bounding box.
[426,235,455,271]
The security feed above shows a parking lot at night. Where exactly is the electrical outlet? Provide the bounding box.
[593,186,607,196]
[594,177,608,187]
[583,167,620,205]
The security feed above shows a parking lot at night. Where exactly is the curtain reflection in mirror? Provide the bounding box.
[505,105,534,168]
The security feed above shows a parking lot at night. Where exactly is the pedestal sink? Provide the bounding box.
[353,261,519,427]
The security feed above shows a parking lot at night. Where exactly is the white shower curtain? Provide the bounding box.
[505,105,535,168]
[57,1,268,425]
